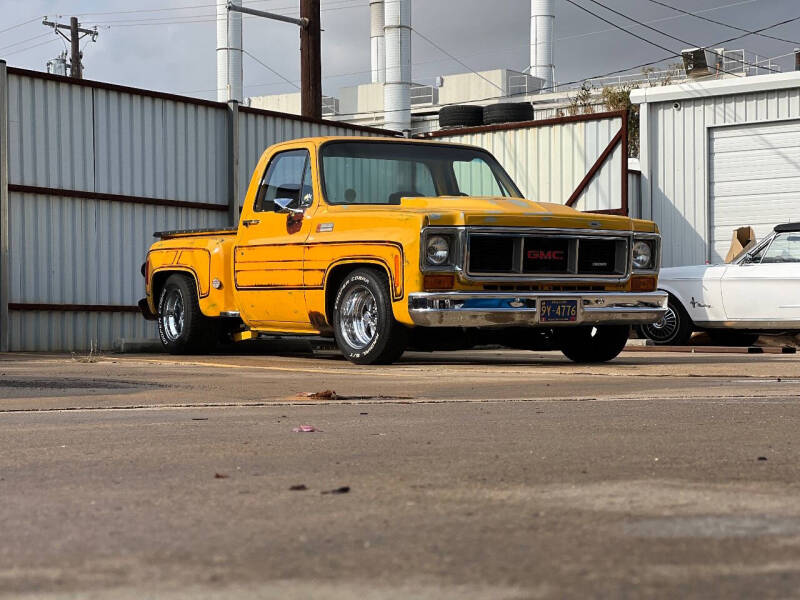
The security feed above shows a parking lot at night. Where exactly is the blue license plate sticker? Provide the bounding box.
[540,299,578,322]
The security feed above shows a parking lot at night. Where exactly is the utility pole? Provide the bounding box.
[300,0,322,119]
[42,17,98,79]
[225,1,322,119]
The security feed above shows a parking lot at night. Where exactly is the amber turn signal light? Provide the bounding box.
[631,276,657,292]
[423,274,455,290]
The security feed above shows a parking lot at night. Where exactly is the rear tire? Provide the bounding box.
[639,296,693,346]
[558,326,629,363]
[333,268,407,365]
[157,274,217,354]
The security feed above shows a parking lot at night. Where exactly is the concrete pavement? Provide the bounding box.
[1,348,800,599]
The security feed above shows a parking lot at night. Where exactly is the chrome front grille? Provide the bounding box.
[466,230,630,280]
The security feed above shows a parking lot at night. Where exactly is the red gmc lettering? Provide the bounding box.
[527,250,564,260]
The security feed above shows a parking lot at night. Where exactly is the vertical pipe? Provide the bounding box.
[301,0,322,119]
[370,0,386,84]
[0,60,9,351]
[227,100,240,226]
[217,0,243,102]
[384,0,411,134]
[531,0,554,92]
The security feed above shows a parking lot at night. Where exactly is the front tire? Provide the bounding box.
[157,274,217,354]
[639,296,693,346]
[332,268,407,365]
[558,325,630,363]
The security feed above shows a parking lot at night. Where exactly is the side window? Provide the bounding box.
[762,234,800,264]
[453,158,507,197]
[254,150,309,212]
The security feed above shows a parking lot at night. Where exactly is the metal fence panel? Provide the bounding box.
[94,90,229,205]
[7,73,94,191]
[7,191,228,306]
[428,114,624,212]
[1,68,392,351]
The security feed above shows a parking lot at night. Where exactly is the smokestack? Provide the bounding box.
[531,0,555,92]
[370,0,386,83]
[217,0,243,103]
[384,0,411,134]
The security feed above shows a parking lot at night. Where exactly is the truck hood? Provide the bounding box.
[399,196,636,231]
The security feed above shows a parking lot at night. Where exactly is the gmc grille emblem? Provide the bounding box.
[527,250,565,261]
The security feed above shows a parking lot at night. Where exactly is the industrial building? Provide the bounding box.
[633,70,800,267]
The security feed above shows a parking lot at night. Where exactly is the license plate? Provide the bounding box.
[540,299,578,322]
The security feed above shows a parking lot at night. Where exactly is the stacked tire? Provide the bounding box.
[438,102,534,130]
[482,102,534,125]
[438,105,483,129]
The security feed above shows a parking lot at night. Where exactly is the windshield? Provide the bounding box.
[320,141,522,205]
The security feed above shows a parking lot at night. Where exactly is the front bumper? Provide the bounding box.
[408,291,668,328]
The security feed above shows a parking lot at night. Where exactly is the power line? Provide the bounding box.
[644,0,800,46]
[0,15,44,36]
[556,0,764,42]
[411,27,504,93]
[0,32,53,53]
[242,48,301,90]
[564,0,778,75]
[73,0,359,19]
[81,0,365,25]
[3,37,62,58]
[330,12,800,120]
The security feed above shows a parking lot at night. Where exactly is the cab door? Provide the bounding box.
[234,146,317,329]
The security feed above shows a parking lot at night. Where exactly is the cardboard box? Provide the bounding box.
[725,226,756,263]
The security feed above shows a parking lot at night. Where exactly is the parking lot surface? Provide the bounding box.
[2,347,800,599]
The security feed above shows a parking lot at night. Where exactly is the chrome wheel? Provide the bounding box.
[162,288,185,342]
[642,304,678,343]
[339,284,378,350]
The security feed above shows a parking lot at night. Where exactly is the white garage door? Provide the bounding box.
[709,120,800,263]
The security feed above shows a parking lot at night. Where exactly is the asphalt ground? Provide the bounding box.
[1,347,800,599]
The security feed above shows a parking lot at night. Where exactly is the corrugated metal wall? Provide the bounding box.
[638,81,800,267]
[0,67,389,351]
[428,113,625,212]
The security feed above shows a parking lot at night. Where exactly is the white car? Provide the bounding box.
[640,223,800,346]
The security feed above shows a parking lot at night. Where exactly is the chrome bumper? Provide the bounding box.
[408,291,668,328]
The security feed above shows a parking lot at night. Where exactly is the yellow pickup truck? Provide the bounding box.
[140,136,667,364]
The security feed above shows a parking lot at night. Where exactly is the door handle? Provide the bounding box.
[242,219,260,227]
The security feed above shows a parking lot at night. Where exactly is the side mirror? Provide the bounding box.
[274,197,304,215]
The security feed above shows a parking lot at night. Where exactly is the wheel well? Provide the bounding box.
[663,291,693,325]
[324,263,391,326]
[151,270,198,310]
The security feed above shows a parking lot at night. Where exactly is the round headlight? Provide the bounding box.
[632,240,653,269]
[426,235,450,265]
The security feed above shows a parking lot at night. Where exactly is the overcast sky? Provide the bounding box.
[2,0,799,101]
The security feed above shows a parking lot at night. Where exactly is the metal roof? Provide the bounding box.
[630,71,800,105]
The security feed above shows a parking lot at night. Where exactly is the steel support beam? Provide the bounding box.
[0,60,9,351]
[227,2,309,28]
[228,100,241,226]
